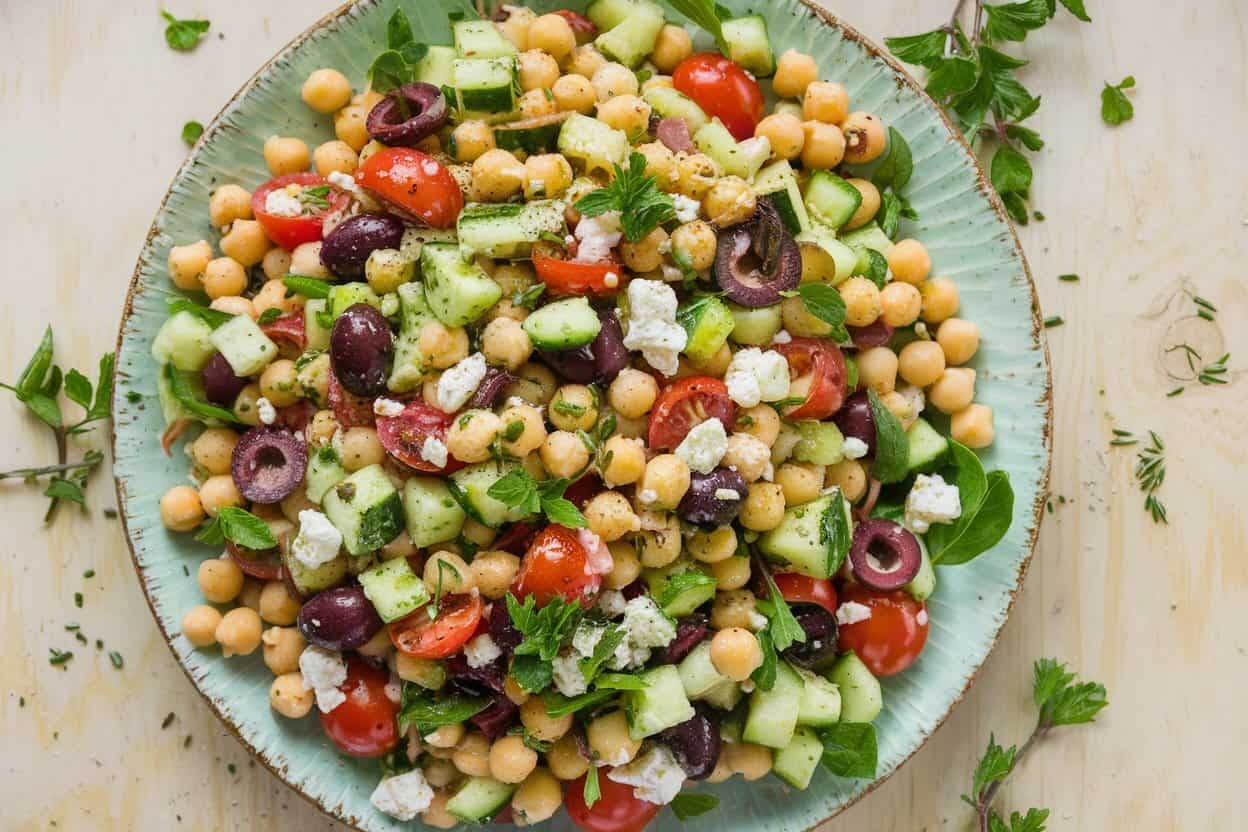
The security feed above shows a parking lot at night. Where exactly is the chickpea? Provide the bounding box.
[951,403,995,449]
[920,277,960,324]
[310,410,339,445]
[670,220,717,271]
[800,121,846,170]
[263,136,311,176]
[518,50,561,94]
[649,24,692,72]
[209,184,253,229]
[182,604,222,647]
[703,176,757,228]
[898,340,947,388]
[782,294,833,338]
[219,219,272,267]
[887,239,932,285]
[524,153,573,200]
[546,734,590,780]
[596,94,651,139]
[587,711,641,767]
[333,104,371,151]
[566,44,607,79]
[843,111,887,164]
[688,526,737,564]
[519,88,559,120]
[826,459,868,502]
[364,248,413,295]
[936,318,980,365]
[499,404,547,457]
[710,627,764,681]
[512,768,562,825]
[722,432,772,482]
[380,533,418,561]
[259,359,300,408]
[191,428,238,477]
[705,755,733,783]
[233,383,263,426]
[499,5,536,49]
[710,555,751,590]
[635,141,678,190]
[928,367,977,414]
[755,112,805,161]
[600,435,646,486]
[448,121,495,165]
[470,550,521,600]
[803,81,850,125]
[211,295,256,319]
[260,247,292,282]
[197,558,243,604]
[520,696,573,743]
[584,491,640,542]
[740,482,785,531]
[489,734,539,784]
[880,390,916,431]
[776,462,824,506]
[215,607,263,657]
[620,225,669,273]
[424,723,466,749]
[636,513,683,568]
[552,73,597,114]
[452,731,493,777]
[262,626,306,675]
[424,759,461,790]
[604,541,642,589]
[735,405,781,447]
[417,321,471,370]
[710,588,759,630]
[591,62,638,102]
[637,454,690,511]
[358,139,386,165]
[168,240,214,290]
[607,369,659,419]
[674,152,719,199]
[258,580,301,626]
[160,485,205,532]
[773,49,819,99]
[338,426,384,471]
[854,347,898,396]
[879,281,923,328]
[313,140,358,176]
[422,793,459,830]
[446,409,501,464]
[471,148,526,202]
[198,475,243,518]
[612,412,647,440]
[526,12,575,60]
[550,385,598,432]
[253,278,300,318]
[507,362,558,406]
[301,68,352,113]
[268,672,314,718]
[845,178,882,230]
[724,742,773,781]
[424,551,473,595]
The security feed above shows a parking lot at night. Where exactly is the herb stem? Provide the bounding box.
[44,427,68,523]
[976,723,1048,832]
[0,457,101,481]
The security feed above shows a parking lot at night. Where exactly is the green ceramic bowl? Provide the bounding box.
[112,1,1051,829]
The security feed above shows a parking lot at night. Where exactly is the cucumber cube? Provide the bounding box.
[305,445,348,504]
[404,476,467,548]
[303,299,331,352]
[209,314,278,377]
[558,114,629,177]
[829,652,883,723]
[625,665,695,741]
[152,310,217,372]
[322,464,405,555]
[677,296,735,363]
[772,727,823,789]
[326,282,382,322]
[358,557,429,623]
[421,242,502,327]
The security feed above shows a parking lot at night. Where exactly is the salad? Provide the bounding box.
[153,0,1014,828]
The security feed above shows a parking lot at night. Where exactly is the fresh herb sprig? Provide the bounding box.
[575,152,676,242]
[486,468,588,528]
[1100,76,1136,125]
[181,120,204,147]
[1197,353,1230,386]
[1133,431,1167,524]
[161,11,210,51]
[367,9,430,95]
[506,593,586,693]
[963,658,1107,832]
[194,506,279,549]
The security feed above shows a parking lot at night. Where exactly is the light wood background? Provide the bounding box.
[1,1,1243,829]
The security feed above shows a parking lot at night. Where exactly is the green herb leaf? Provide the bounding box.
[487,468,542,515]
[1005,124,1045,151]
[511,654,555,694]
[753,558,806,652]
[884,30,949,69]
[397,684,490,735]
[797,283,849,343]
[583,764,601,809]
[24,393,63,429]
[542,496,587,528]
[819,722,878,778]
[64,370,93,412]
[1058,0,1091,22]
[991,145,1034,198]
[368,50,413,95]
[968,734,1017,800]
[926,56,979,99]
[256,308,283,326]
[670,793,719,820]
[181,120,204,146]
[865,389,909,483]
[1101,76,1136,125]
[575,152,676,242]
[749,627,778,691]
[507,593,584,662]
[878,191,903,239]
[220,506,277,550]
[543,688,617,718]
[577,625,627,685]
[983,0,1050,43]
[857,248,889,289]
[44,477,85,506]
[164,364,239,424]
[15,326,55,400]
[1033,658,1108,727]
[167,297,235,329]
[386,7,414,49]
[161,11,210,51]
[282,275,332,299]
[664,0,727,51]
[87,353,115,422]
[657,572,718,612]
[927,443,1015,566]
[872,127,914,191]
[513,284,546,310]
[820,489,852,575]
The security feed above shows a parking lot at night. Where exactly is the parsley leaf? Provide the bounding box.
[820,489,852,575]
[1101,76,1136,125]
[282,275,332,300]
[583,764,601,808]
[1033,658,1108,728]
[507,594,584,662]
[161,11,210,52]
[575,152,676,242]
[164,363,239,424]
[181,120,204,147]
[670,792,719,820]
[819,722,878,778]
[194,506,277,550]
[511,654,555,694]
[577,624,626,686]
[797,283,849,343]
[749,626,778,691]
[488,469,588,527]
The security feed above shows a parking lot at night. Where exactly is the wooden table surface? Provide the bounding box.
[2,1,1243,829]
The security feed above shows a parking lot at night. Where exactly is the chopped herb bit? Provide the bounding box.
[1058,274,1079,282]
[126,390,143,403]
[162,712,177,729]
[1101,76,1136,125]
[49,648,73,666]
[1130,430,1167,524]
[161,11,211,52]
[109,651,124,669]
[1198,353,1230,386]
[1166,386,1184,398]
[74,592,83,608]
[1043,316,1064,328]
[181,120,204,146]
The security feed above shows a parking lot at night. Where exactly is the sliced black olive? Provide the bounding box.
[365,83,449,147]
[230,427,308,504]
[849,518,923,591]
[713,201,801,307]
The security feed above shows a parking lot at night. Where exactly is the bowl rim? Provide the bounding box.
[110,1,1053,829]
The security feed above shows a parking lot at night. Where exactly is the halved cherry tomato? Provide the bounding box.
[835,583,929,677]
[327,368,376,428]
[389,592,484,658]
[647,376,737,451]
[251,172,350,250]
[512,525,600,607]
[261,311,307,356]
[565,773,662,832]
[226,539,282,580]
[375,400,465,474]
[533,252,621,296]
[319,657,399,758]
[672,53,765,141]
[758,572,838,617]
[355,147,463,229]
[774,337,848,420]
[554,9,597,44]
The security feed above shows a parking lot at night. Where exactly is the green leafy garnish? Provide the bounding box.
[487,469,588,528]
[506,593,587,692]
[575,152,676,243]
[256,308,283,326]
[749,626,778,691]
[513,284,546,310]
[657,572,717,613]
[871,127,914,191]
[397,684,490,735]
[865,390,910,483]
[282,275,332,299]
[820,489,852,575]
[796,283,849,343]
[577,625,627,685]
[819,722,878,778]
[926,441,1015,564]
[161,11,210,51]
[167,297,234,329]
[164,363,239,424]
[669,792,720,819]
[194,506,277,550]
[663,0,728,51]
[1101,76,1136,125]
[583,764,601,808]
[181,120,204,146]
[752,556,806,652]
[367,9,429,94]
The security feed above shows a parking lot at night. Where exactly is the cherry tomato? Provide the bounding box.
[226,539,282,581]
[261,311,307,355]
[327,368,376,428]
[512,525,600,607]
[774,337,848,420]
[375,400,465,474]
[533,252,621,296]
[319,657,399,758]
[672,53,765,141]
[389,592,484,659]
[356,147,463,229]
[251,172,350,250]
[647,376,737,452]
[759,573,838,617]
[835,583,929,677]
[554,9,598,43]
[565,773,662,832]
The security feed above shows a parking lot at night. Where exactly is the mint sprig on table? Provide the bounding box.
[161,10,210,52]
[1100,76,1136,125]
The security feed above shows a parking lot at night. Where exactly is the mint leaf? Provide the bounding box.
[749,627,777,691]
[878,191,903,239]
[193,516,225,546]
[397,684,490,734]
[214,506,277,551]
[670,793,719,819]
[575,152,675,242]
[865,389,909,483]
[1005,124,1045,151]
[386,7,414,48]
[161,11,210,51]
[64,370,93,412]
[926,56,979,99]
[872,127,914,190]
[797,283,849,343]
[487,468,541,516]
[1005,808,1051,832]
[820,489,852,575]
[507,593,583,662]
[983,0,1049,43]
[820,722,878,778]
[542,688,617,718]
[1031,658,1075,709]
[578,624,626,685]
[44,477,86,507]
[23,393,62,429]
[1101,76,1135,125]
[368,50,413,95]
[657,573,717,613]
[754,558,805,652]
[1058,0,1091,21]
[168,298,235,329]
[164,364,239,424]
[664,0,727,51]
[1034,659,1108,728]
[14,326,54,400]
[87,353,115,422]
[991,145,1033,195]
[542,496,587,528]
[929,469,1014,565]
[511,654,554,693]
[884,30,949,69]
[967,734,1017,801]
[181,120,204,147]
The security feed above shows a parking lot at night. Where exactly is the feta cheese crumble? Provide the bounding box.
[256,396,277,425]
[292,510,343,570]
[772,329,793,344]
[463,634,502,669]
[916,609,929,626]
[264,187,302,218]
[420,435,448,468]
[607,745,687,805]
[903,473,962,533]
[435,352,488,412]
[597,589,628,618]
[835,601,873,626]
[671,194,701,224]
[299,646,348,713]
[373,397,405,418]
[842,437,869,460]
[551,653,589,697]
[748,611,769,632]
[370,769,434,821]
[610,596,677,670]
[573,211,623,263]
[724,347,791,408]
[327,170,380,211]
[674,418,728,474]
[621,279,688,377]
[714,488,741,500]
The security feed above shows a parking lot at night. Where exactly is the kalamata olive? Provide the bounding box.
[201,351,248,406]
[470,368,516,409]
[230,427,307,503]
[538,309,629,384]
[470,693,518,741]
[446,653,506,694]
[714,201,801,307]
[782,607,839,670]
[320,212,404,278]
[657,708,721,780]
[329,304,394,397]
[656,117,694,153]
[296,584,384,651]
[663,613,710,664]
[833,391,876,456]
[621,579,646,601]
[488,600,522,653]
[366,83,448,147]
[849,518,923,591]
[678,468,748,528]
[848,320,895,349]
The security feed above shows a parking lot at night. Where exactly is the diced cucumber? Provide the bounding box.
[448,460,532,528]
[792,420,846,466]
[829,652,883,723]
[447,777,517,823]
[795,667,842,726]
[326,282,383,321]
[797,224,858,286]
[701,678,745,711]
[404,476,467,548]
[453,57,518,115]
[642,86,709,135]
[772,727,823,789]
[804,171,863,230]
[387,281,435,393]
[693,120,771,180]
[721,15,775,77]
[558,113,629,177]
[421,242,503,327]
[719,704,746,742]
[152,310,217,372]
[305,445,348,504]
[594,1,665,68]
[838,222,895,259]
[625,665,696,740]
[728,302,783,346]
[156,366,194,425]
[414,45,457,88]
[676,296,735,363]
[209,314,278,377]
[678,640,732,700]
[322,464,405,556]
[400,656,448,691]
[907,417,951,474]
[523,297,601,350]
[454,19,516,58]
[754,160,810,235]
[757,491,853,579]
[400,226,459,263]
[358,557,430,623]
[904,536,936,602]
[742,660,802,748]
[457,200,567,259]
[646,560,717,617]
[493,112,569,156]
[303,299,332,352]
[281,549,349,598]
[586,0,637,30]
